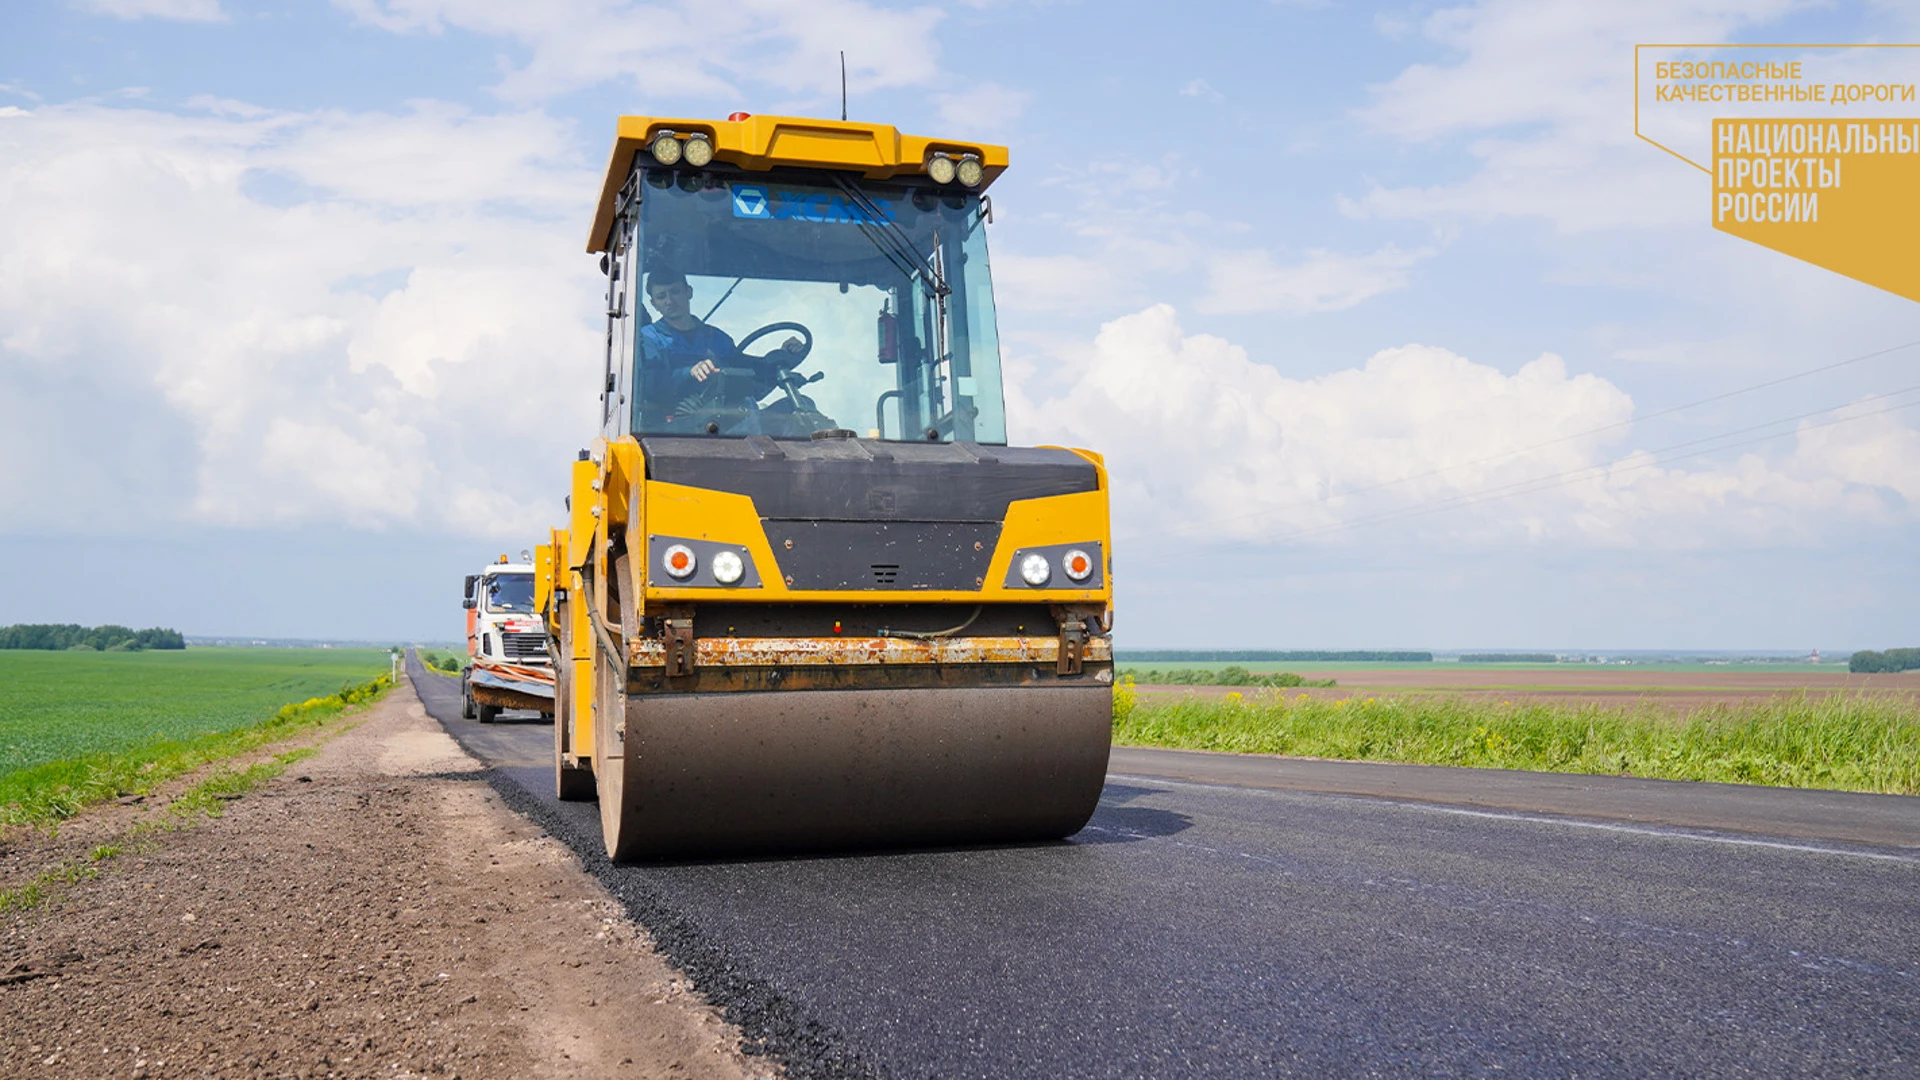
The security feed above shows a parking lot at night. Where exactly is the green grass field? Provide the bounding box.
[1111,683,1920,795]
[0,648,390,780]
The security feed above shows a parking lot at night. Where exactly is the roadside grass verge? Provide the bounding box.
[1111,681,1920,795]
[417,649,465,676]
[0,745,323,913]
[0,675,390,830]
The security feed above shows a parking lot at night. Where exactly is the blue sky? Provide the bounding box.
[3,0,1918,650]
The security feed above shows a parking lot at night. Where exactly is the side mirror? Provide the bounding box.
[462,575,478,609]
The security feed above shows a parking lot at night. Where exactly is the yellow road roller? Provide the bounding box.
[536,113,1113,860]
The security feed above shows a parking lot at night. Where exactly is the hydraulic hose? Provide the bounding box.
[878,605,983,640]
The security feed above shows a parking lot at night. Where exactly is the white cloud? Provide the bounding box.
[1008,305,1920,551]
[331,0,946,104]
[72,0,224,20]
[1179,78,1222,101]
[184,94,270,119]
[0,101,601,539]
[1018,155,1425,322]
[1359,0,1798,142]
[1197,245,1432,315]
[1339,0,1920,391]
[934,82,1028,139]
[1348,0,1804,233]
[993,252,1142,316]
[1783,398,1920,504]
[250,102,588,210]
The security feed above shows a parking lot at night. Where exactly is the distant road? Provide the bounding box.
[409,656,1920,1079]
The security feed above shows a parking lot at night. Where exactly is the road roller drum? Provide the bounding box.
[600,684,1111,859]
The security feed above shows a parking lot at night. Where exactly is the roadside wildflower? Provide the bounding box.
[1112,675,1138,724]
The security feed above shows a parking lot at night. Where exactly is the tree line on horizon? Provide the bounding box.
[0,624,187,651]
[1848,648,1920,674]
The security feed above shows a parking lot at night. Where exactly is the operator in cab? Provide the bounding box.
[638,270,804,433]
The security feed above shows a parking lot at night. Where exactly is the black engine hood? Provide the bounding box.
[641,436,1099,522]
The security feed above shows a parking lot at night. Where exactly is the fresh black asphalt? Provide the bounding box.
[1109,745,1920,847]
[407,657,1920,1078]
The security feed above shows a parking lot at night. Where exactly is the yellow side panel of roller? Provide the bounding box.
[606,436,647,604]
[566,458,598,571]
[533,541,556,630]
[639,482,787,608]
[988,490,1111,589]
[605,437,642,521]
[568,560,594,761]
[547,527,568,582]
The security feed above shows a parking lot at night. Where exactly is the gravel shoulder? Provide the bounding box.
[1,679,767,1080]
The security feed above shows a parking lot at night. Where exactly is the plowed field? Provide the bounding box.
[1139,667,1920,708]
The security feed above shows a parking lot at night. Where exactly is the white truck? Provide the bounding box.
[461,557,556,723]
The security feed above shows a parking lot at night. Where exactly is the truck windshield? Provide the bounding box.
[621,170,1008,443]
[485,573,535,613]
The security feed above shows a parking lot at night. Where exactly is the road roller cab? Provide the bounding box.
[542,114,1114,859]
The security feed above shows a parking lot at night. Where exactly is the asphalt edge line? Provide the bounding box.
[1401,800,1920,864]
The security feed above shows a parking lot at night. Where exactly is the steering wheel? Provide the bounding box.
[662,322,821,435]
[736,321,814,368]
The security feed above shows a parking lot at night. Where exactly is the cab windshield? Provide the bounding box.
[615,169,1007,443]
[485,573,535,613]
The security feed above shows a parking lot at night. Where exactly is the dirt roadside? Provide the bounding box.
[0,681,770,1080]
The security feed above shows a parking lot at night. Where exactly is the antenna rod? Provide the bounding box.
[840,51,848,121]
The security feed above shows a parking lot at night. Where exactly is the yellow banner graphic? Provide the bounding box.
[1711,118,1920,302]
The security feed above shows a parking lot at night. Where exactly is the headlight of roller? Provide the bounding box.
[649,131,683,165]
[1019,552,1052,587]
[710,549,744,585]
[682,133,714,167]
[927,153,957,184]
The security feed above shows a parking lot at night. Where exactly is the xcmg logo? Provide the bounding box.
[731,185,770,218]
[731,184,895,225]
